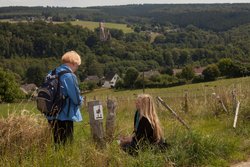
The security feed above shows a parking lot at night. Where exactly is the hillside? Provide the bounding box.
[1,4,250,100]
[0,20,250,86]
[1,4,250,31]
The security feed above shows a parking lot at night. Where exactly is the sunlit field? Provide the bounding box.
[70,20,133,33]
[0,19,133,33]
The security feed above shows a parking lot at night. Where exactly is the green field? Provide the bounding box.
[1,77,250,166]
[70,20,133,33]
[0,19,133,33]
[0,19,28,23]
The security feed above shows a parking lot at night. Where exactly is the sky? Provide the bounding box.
[1,0,250,7]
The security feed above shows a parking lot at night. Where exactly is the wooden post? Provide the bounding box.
[157,96,190,130]
[218,98,228,114]
[233,101,240,128]
[212,93,228,114]
[143,70,145,93]
[88,100,105,147]
[232,89,237,113]
[106,99,117,141]
[156,97,160,109]
[204,86,207,105]
[184,91,189,113]
[84,96,87,107]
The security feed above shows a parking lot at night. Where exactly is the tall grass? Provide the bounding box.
[165,130,238,166]
[0,110,51,165]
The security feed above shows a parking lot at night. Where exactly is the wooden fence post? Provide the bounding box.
[106,99,117,141]
[212,93,228,114]
[204,86,207,105]
[84,96,87,107]
[157,96,190,130]
[232,89,237,113]
[184,91,189,113]
[88,100,105,147]
[218,97,229,114]
[233,101,240,128]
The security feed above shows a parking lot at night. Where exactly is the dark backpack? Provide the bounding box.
[36,69,71,117]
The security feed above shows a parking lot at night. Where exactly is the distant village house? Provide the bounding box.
[173,67,205,76]
[193,67,205,76]
[102,73,120,88]
[139,70,160,78]
[20,83,37,95]
[84,75,100,83]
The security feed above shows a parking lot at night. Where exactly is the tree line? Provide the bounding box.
[1,20,250,102]
[2,4,250,31]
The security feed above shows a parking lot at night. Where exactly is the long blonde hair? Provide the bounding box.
[136,94,163,142]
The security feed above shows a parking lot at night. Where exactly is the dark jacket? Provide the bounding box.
[122,111,169,156]
[132,115,156,148]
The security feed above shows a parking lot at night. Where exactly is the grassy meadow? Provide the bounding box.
[0,19,133,33]
[70,20,133,33]
[1,77,250,166]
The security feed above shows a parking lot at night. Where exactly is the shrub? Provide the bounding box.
[87,81,98,91]
[192,75,204,83]
[180,65,195,81]
[0,68,24,102]
[25,66,44,86]
[124,67,139,89]
[202,64,220,81]
[79,82,89,92]
[115,79,124,90]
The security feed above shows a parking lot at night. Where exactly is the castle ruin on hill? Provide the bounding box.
[99,22,111,41]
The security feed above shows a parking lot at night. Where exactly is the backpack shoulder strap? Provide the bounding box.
[57,69,72,116]
[51,69,57,75]
[57,70,72,79]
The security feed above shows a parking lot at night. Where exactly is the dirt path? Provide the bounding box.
[231,159,250,167]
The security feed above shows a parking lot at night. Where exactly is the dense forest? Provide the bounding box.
[1,4,250,102]
[1,4,250,31]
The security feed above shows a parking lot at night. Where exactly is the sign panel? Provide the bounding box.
[93,105,103,120]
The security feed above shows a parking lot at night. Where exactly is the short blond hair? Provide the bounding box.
[61,51,81,65]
